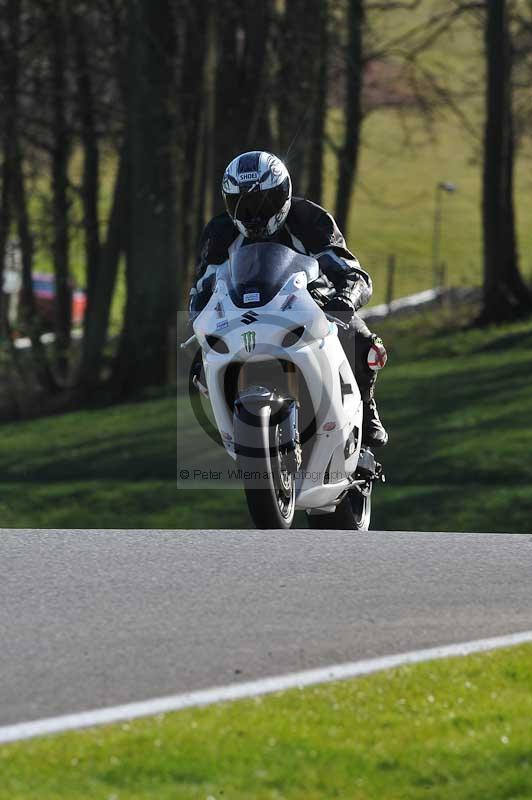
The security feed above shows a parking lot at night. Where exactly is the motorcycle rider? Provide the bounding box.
[189,151,388,448]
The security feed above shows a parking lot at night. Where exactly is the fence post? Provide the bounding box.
[386,254,396,312]
[438,261,447,305]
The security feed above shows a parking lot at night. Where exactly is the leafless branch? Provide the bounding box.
[365,0,421,10]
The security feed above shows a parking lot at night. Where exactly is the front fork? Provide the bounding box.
[235,361,301,470]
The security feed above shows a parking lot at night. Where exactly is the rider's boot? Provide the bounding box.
[341,321,389,448]
[360,374,388,448]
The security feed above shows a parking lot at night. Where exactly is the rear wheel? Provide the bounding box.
[307,484,372,531]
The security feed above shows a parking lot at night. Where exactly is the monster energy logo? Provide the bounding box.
[241,330,256,352]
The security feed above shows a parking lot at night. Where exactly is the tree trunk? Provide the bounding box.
[480,0,532,323]
[210,2,243,213]
[306,0,329,204]
[70,4,101,302]
[49,0,72,378]
[0,0,26,418]
[0,0,18,344]
[277,0,318,193]
[334,0,364,234]
[13,145,59,394]
[77,145,127,392]
[180,0,209,289]
[0,148,13,345]
[241,1,274,152]
[112,0,178,394]
[210,0,274,213]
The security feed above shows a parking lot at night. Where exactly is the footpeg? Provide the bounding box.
[356,448,385,483]
[357,447,376,477]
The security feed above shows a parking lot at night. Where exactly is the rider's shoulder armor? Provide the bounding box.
[286,197,372,309]
[287,197,348,255]
[193,199,371,314]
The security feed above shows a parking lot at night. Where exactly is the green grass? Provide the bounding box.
[372,308,532,533]
[326,105,532,306]
[0,389,244,529]
[2,307,532,532]
[2,643,532,799]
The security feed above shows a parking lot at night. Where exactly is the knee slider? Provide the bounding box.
[367,335,387,371]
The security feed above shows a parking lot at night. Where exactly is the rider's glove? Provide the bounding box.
[324,294,355,325]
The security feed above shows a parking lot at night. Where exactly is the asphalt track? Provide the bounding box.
[1,529,532,729]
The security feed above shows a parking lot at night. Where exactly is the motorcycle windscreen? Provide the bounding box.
[228,242,318,308]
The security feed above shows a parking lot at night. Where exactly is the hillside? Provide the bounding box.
[2,307,531,534]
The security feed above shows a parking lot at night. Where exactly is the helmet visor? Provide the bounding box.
[225,178,290,227]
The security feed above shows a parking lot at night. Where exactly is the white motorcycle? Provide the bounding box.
[184,241,384,530]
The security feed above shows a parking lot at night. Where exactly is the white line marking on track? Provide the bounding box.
[2,629,532,744]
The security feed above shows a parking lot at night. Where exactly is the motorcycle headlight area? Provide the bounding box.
[281,326,305,348]
[205,335,229,354]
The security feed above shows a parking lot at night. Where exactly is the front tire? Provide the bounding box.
[237,409,296,530]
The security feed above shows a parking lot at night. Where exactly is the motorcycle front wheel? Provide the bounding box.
[238,420,296,530]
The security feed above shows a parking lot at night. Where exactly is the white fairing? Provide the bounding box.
[192,262,363,511]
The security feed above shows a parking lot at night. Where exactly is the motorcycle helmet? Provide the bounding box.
[222,151,292,239]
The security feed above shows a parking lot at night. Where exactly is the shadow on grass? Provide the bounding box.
[476,327,532,352]
[380,354,532,487]
[3,425,175,482]
[3,321,532,532]
[0,480,252,529]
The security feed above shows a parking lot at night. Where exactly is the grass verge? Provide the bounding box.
[2,644,532,799]
[2,306,532,532]
[373,307,532,533]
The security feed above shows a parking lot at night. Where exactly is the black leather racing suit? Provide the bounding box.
[189,197,380,403]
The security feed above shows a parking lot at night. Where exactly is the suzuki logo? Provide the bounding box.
[241,311,258,325]
[241,331,256,353]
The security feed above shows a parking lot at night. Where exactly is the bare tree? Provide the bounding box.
[70,2,101,304]
[179,0,210,292]
[334,0,365,232]
[0,0,18,342]
[77,145,127,393]
[210,0,275,213]
[112,0,178,394]
[46,0,73,380]
[306,0,329,205]
[480,0,532,322]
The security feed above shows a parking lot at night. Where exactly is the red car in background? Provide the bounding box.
[32,273,87,328]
